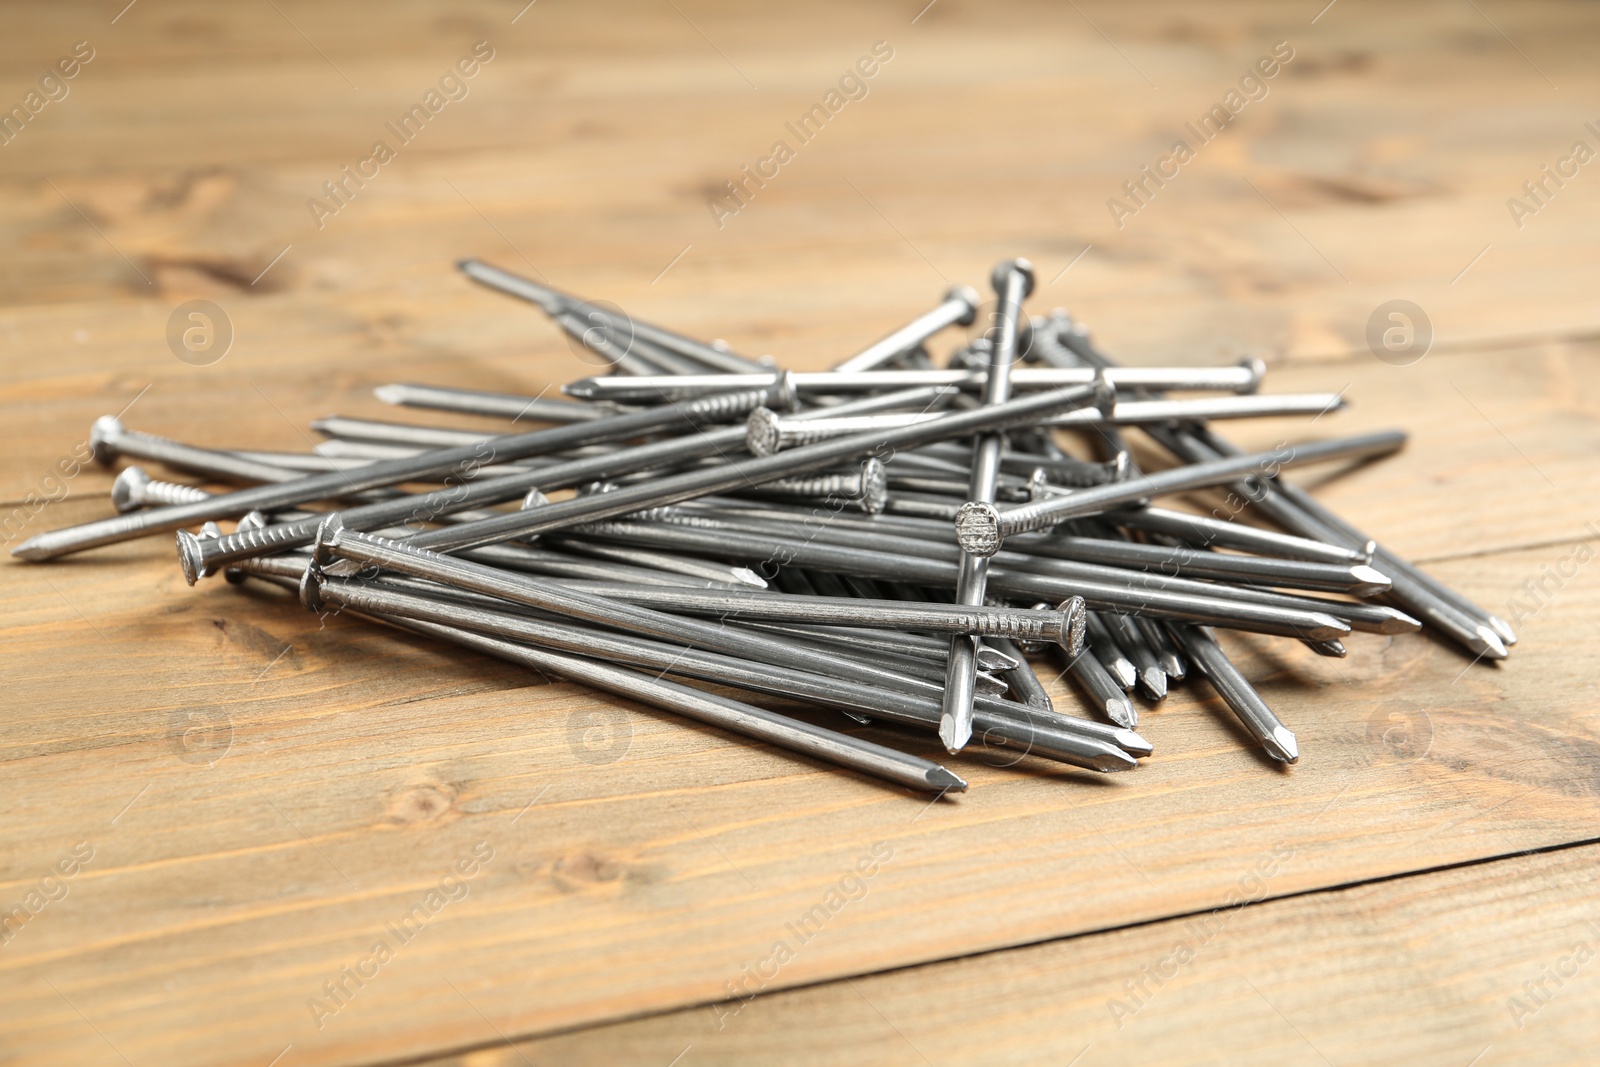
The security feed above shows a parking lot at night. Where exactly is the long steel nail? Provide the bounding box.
[1059,645,1137,728]
[955,430,1408,557]
[311,416,496,449]
[1085,613,1138,691]
[546,580,1087,653]
[562,363,1264,403]
[1106,506,1370,565]
[1167,623,1299,764]
[111,467,209,512]
[1006,532,1393,596]
[1039,392,1348,427]
[374,382,611,423]
[460,259,774,375]
[303,569,964,792]
[399,382,1098,556]
[833,285,981,373]
[17,380,794,562]
[574,517,1353,641]
[90,416,303,486]
[175,385,954,581]
[309,570,1129,774]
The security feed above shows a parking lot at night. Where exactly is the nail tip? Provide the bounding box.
[11,536,50,561]
[1267,726,1300,763]
[1097,751,1140,772]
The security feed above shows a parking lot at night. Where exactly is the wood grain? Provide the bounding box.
[3,2,1599,1065]
[452,842,1600,1067]
[3,534,1596,1066]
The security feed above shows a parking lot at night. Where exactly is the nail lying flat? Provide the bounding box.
[1167,623,1299,764]
[374,382,611,422]
[17,382,795,561]
[304,571,966,793]
[174,386,955,581]
[563,363,1264,402]
[955,430,1409,557]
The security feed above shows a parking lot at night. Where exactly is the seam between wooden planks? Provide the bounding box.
[342,834,1600,1067]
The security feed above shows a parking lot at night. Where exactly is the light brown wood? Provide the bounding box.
[442,843,1600,1066]
[3,2,1599,1065]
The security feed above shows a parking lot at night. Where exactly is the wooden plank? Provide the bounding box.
[4,2,1600,1064]
[450,843,1600,1066]
[3,2,1600,374]
[2,534,1597,1065]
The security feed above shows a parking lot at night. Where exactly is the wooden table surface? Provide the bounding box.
[3,2,1598,1064]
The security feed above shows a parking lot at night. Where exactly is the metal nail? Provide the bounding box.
[174,385,955,581]
[738,459,889,513]
[832,285,981,373]
[955,430,1409,558]
[747,409,944,456]
[1058,645,1138,729]
[942,258,1034,753]
[304,567,965,792]
[374,381,612,422]
[90,416,303,486]
[544,580,1086,654]
[310,569,1131,774]
[1167,623,1299,764]
[399,382,1098,556]
[17,380,796,562]
[111,466,209,512]
[562,362,1265,403]
[1105,505,1370,565]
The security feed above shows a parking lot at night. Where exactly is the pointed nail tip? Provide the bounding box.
[11,537,50,561]
[372,384,405,405]
[1142,670,1168,701]
[1309,614,1351,640]
[1473,627,1510,660]
[928,767,968,792]
[1350,564,1392,590]
[1094,747,1141,771]
[1266,726,1300,764]
[1107,699,1138,729]
[1487,615,1518,645]
[1116,730,1154,757]
[730,567,767,588]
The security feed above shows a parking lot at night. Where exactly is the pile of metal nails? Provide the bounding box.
[16,257,1515,795]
